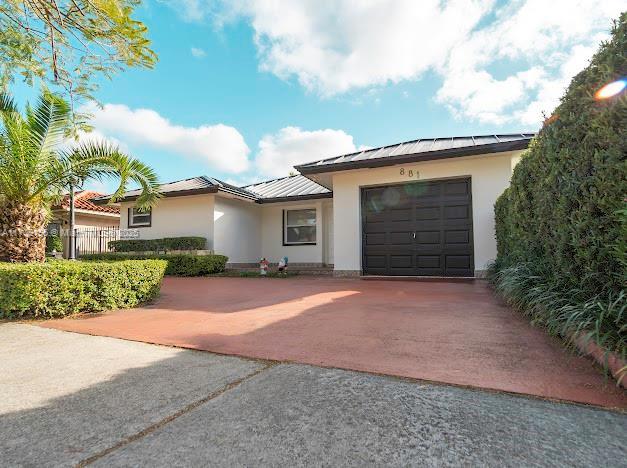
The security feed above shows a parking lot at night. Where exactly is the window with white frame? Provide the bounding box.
[128,207,152,228]
[283,209,316,245]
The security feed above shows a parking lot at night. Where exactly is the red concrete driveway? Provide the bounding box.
[41,277,626,409]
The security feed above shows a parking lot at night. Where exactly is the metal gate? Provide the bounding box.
[75,227,120,257]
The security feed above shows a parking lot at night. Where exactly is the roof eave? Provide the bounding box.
[256,192,333,204]
[295,140,531,175]
[216,187,259,201]
[93,186,220,204]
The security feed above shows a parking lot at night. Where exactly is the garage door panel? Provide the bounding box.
[444,179,470,195]
[444,230,470,245]
[364,221,386,233]
[413,181,441,197]
[365,233,386,245]
[389,208,412,221]
[444,205,470,220]
[365,255,386,268]
[416,255,441,268]
[389,231,413,245]
[365,211,386,223]
[416,255,444,276]
[416,231,440,244]
[446,255,471,269]
[362,178,473,277]
[416,206,440,220]
[390,255,412,268]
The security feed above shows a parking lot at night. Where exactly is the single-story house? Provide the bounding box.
[50,191,120,258]
[95,133,534,277]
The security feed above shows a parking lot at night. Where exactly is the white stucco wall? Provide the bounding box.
[260,200,326,264]
[331,150,523,274]
[323,200,334,265]
[214,196,262,263]
[120,194,215,249]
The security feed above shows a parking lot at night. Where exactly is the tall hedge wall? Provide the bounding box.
[495,14,626,297]
[492,14,626,359]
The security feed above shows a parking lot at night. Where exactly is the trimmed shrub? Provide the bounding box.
[109,236,207,252]
[82,253,228,276]
[0,260,167,319]
[492,14,626,358]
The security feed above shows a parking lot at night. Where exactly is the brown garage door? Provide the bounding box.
[361,178,474,276]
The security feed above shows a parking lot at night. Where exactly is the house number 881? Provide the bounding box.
[399,168,420,179]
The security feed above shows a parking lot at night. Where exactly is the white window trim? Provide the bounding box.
[128,207,152,228]
[283,208,317,246]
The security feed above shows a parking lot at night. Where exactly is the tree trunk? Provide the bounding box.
[0,201,47,262]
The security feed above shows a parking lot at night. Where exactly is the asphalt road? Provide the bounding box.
[2,323,626,467]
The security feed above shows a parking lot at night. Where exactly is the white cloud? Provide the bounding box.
[191,47,206,58]
[74,129,130,153]
[170,0,623,126]
[435,1,620,124]
[166,0,207,22]
[82,103,250,173]
[255,127,358,177]
[226,0,492,96]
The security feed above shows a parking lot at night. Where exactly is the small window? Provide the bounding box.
[283,209,316,245]
[128,207,152,228]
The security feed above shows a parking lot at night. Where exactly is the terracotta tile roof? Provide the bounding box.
[55,191,120,215]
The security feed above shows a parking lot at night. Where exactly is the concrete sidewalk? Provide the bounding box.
[2,323,626,467]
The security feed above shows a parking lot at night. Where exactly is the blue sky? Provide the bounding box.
[14,0,624,192]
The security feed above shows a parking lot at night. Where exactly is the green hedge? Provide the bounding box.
[82,253,228,276]
[0,260,167,319]
[492,14,626,357]
[109,236,207,252]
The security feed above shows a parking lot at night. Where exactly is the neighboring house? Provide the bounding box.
[94,133,534,277]
[50,191,120,258]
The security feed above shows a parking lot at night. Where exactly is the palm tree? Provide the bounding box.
[0,91,160,262]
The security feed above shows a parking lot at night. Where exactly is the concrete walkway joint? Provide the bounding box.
[77,363,276,467]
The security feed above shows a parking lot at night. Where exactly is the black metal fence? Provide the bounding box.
[75,226,120,257]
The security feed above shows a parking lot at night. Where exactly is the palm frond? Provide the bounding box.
[0,93,18,114]
[25,90,71,157]
[54,141,161,209]
[0,90,159,220]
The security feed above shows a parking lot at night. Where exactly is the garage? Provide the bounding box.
[361,178,474,276]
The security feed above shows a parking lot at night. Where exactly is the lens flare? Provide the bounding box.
[594,79,626,100]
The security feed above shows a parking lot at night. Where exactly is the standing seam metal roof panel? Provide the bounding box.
[244,175,330,199]
[295,133,535,174]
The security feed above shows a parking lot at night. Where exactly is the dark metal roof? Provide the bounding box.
[204,177,259,200]
[93,132,534,205]
[244,175,331,203]
[92,176,258,203]
[295,133,535,175]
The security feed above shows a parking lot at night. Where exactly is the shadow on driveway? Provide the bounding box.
[2,324,626,466]
[40,277,627,409]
